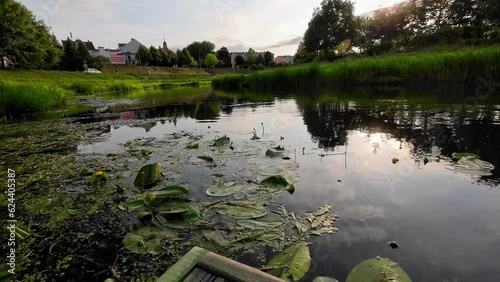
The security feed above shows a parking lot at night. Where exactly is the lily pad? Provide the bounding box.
[237,213,285,230]
[215,202,269,219]
[198,156,214,163]
[206,182,244,197]
[123,226,177,255]
[261,175,289,187]
[266,149,286,158]
[446,157,495,176]
[134,162,162,187]
[346,257,412,282]
[266,243,311,282]
[452,152,480,160]
[187,143,200,149]
[204,230,233,247]
[213,135,231,147]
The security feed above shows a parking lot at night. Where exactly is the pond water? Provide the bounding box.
[11,86,500,281]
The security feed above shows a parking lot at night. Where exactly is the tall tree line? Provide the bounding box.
[296,0,500,62]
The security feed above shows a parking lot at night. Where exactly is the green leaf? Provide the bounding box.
[251,134,261,141]
[203,230,233,247]
[187,143,200,149]
[254,232,284,241]
[346,257,412,282]
[89,170,107,186]
[198,156,214,162]
[213,135,231,147]
[312,277,339,282]
[265,149,285,158]
[123,227,177,255]
[134,162,163,187]
[152,199,191,214]
[122,199,147,212]
[206,182,244,197]
[452,152,480,160]
[237,213,285,230]
[156,185,189,198]
[261,175,289,188]
[287,184,296,195]
[215,202,269,219]
[141,149,153,156]
[266,243,311,282]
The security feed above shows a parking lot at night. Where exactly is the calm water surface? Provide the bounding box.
[73,88,500,282]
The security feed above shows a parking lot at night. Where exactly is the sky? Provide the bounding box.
[20,0,405,56]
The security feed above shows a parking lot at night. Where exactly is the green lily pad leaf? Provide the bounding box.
[261,175,289,187]
[237,213,286,230]
[187,143,200,149]
[346,257,412,282]
[134,162,162,187]
[452,152,480,160]
[216,202,269,219]
[204,230,233,247]
[266,243,311,282]
[314,205,332,216]
[206,182,244,197]
[213,135,231,147]
[89,170,107,186]
[198,156,214,162]
[310,227,339,236]
[266,149,286,158]
[123,227,177,255]
[313,277,339,282]
[156,185,189,198]
[446,156,495,176]
[122,199,148,212]
[152,199,191,214]
[287,184,296,195]
[141,149,153,156]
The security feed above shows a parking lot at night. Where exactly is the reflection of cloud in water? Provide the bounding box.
[343,205,385,221]
[336,225,388,246]
[329,181,354,202]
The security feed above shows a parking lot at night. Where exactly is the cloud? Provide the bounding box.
[258,36,303,50]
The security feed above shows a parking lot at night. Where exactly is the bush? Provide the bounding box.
[256,63,265,71]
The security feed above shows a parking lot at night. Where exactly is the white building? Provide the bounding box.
[275,56,294,64]
[118,38,145,65]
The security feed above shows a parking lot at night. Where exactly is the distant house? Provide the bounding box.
[118,38,145,65]
[91,47,125,65]
[275,56,294,64]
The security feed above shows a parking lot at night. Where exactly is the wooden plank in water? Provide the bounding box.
[197,252,283,282]
[157,247,209,282]
[183,268,210,282]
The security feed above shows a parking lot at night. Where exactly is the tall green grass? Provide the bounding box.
[0,82,70,114]
[212,46,500,91]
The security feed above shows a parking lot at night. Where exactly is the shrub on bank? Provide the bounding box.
[0,82,70,114]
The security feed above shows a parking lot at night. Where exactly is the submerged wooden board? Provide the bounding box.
[157,247,283,282]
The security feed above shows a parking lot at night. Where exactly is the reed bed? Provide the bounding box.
[212,46,500,91]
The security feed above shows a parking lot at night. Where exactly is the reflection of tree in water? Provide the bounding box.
[297,98,500,185]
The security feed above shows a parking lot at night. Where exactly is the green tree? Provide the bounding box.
[176,49,186,66]
[303,0,357,54]
[187,41,216,66]
[0,0,63,69]
[216,47,231,67]
[246,48,257,65]
[75,40,90,61]
[264,51,274,67]
[89,56,110,70]
[159,48,169,67]
[137,45,150,65]
[149,46,160,66]
[256,54,265,65]
[182,48,195,67]
[167,50,177,67]
[235,55,245,66]
[204,53,218,68]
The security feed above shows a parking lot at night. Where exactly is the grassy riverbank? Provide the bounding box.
[0,70,213,115]
[212,45,500,91]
